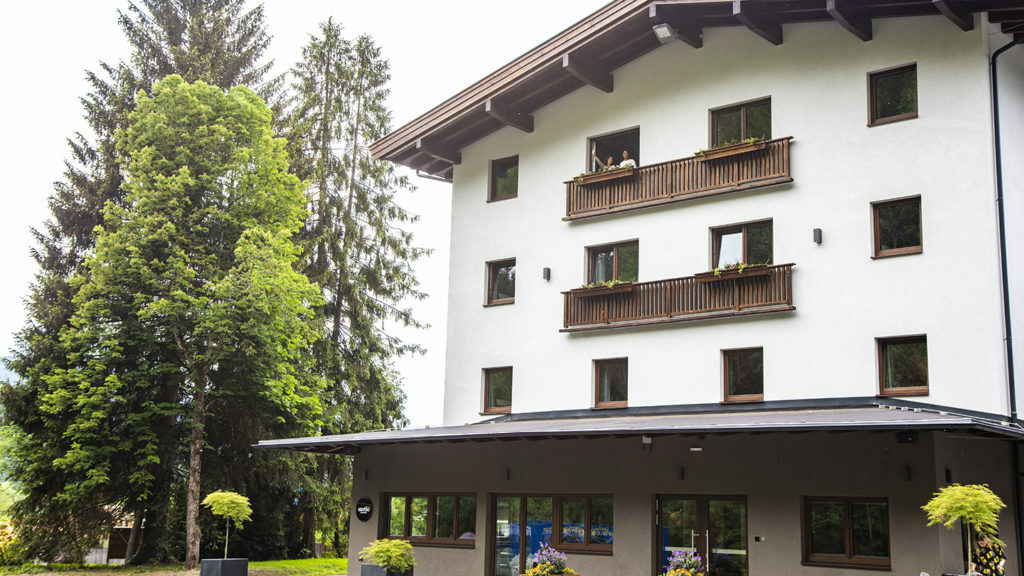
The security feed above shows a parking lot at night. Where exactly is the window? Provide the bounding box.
[487,259,516,305]
[588,127,639,171]
[588,241,638,284]
[492,494,613,576]
[869,63,917,126]
[878,336,928,396]
[712,220,772,269]
[594,358,627,408]
[803,497,890,569]
[723,348,763,402]
[872,197,922,258]
[711,98,771,147]
[386,494,476,546]
[484,367,512,414]
[490,156,518,201]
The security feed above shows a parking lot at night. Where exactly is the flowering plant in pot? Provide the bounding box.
[527,544,577,576]
[664,550,705,576]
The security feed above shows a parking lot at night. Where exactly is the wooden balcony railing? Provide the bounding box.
[561,264,795,332]
[564,137,792,221]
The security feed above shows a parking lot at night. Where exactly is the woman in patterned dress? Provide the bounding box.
[972,533,1006,576]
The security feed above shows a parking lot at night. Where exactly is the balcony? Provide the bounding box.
[564,137,793,221]
[561,264,795,332]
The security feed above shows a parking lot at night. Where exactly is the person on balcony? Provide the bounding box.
[591,144,616,171]
[618,149,636,168]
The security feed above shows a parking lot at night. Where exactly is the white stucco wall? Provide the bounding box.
[442,16,1010,425]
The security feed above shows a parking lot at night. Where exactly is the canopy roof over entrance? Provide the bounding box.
[256,400,1024,455]
[369,0,1024,182]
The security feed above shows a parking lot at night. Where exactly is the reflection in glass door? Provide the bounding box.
[657,496,747,576]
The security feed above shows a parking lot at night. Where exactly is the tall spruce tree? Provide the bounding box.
[4,0,279,562]
[284,21,426,550]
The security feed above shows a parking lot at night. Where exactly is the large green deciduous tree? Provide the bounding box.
[50,75,323,570]
[283,20,426,551]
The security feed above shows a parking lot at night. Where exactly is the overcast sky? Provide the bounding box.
[0,0,608,427]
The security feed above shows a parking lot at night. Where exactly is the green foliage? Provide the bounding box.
[202,491,253,529]
[923,484,1005,546]
[358,539,415,572]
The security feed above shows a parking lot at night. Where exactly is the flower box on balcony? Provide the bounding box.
[567,166,635,186]
[565,282,635,298]
[696,139,767,161]
[694,264,770,283]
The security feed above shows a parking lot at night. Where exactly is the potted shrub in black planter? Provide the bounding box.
[359,539,415,576]
[200,491,252,576]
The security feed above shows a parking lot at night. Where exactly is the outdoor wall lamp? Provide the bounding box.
[543,267,551,281]
[652,23,677,44]
[813,228,822,244]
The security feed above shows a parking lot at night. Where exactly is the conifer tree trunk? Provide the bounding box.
[186,378,207,569]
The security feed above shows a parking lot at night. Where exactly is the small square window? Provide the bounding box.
[490,156,518,201]
[588,241,638,284]
[723,348,764,402]
[711,98,771,148]
[594,358,627,408]
[878,336,928,396]
[872,197,922,258]
[712,220,773,269]
[803,497,890,569]
[869,64,917,126]
[487,259,516,305]
[484,367,512,414]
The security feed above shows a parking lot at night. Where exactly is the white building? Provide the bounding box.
[261,1,1024,575]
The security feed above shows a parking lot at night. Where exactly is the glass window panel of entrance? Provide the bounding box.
[658,496,747,576]
[494,496,521,576]
[708,499,748,576]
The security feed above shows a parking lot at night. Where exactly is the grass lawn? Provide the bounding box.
[0,558,347,576]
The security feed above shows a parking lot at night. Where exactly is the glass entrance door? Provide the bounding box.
[657,496,747,576]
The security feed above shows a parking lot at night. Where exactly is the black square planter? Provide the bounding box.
[201,558,248,576]
[361,563,411,576]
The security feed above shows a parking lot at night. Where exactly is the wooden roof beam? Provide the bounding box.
[1002,21,1024,34]
[933,0,974,31]
[733,0,783,45]
[562,53,614,93]
[648,3,703,48]
[415,137,461,165]
[827,0,872,41]
[988,10,1024,24]
[484,98,534,133]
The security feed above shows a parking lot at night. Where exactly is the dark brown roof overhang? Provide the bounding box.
[371,0,1024,182]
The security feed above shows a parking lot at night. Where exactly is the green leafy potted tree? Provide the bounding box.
[359,538,415,576]
[922,483,1005,573]
[200,491,253,576]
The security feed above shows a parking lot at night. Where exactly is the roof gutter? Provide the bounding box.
[990,36,1022,423]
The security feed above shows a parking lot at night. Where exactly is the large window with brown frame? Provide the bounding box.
[385,493,477,546]
[877,335,928,396]
[587,241,638,284]
[868,63,917,126]
[712,220,772,269]
[803,497,890,569]
[484,367,512,414]
[491,494,613,576]
[723,348,764,403]
[490,156,519,201]
[487,258,516,305]
[588,127,640,171]
[594,358,627,408]
[872,196,922,258]
[710,98,771,148]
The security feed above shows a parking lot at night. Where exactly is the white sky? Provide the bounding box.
[0,0,608,427]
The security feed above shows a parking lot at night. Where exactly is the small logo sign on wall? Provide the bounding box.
[356,497,373,522]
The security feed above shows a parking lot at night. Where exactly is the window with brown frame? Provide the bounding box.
[491,493,613,576]
[484,367,512,414]
[587,241,638,284]
[487,259,516,305]
[594,358,627,408]
[490,156,519,201]
[588,127,640,171]
[710,98,771,148]
[878,335,928,396]
[712,220,773,269]
[803,497,890,569]
[385,493,477,546]
[872,197,922,258]
[723,348,763,403]
[869,63,917,126]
